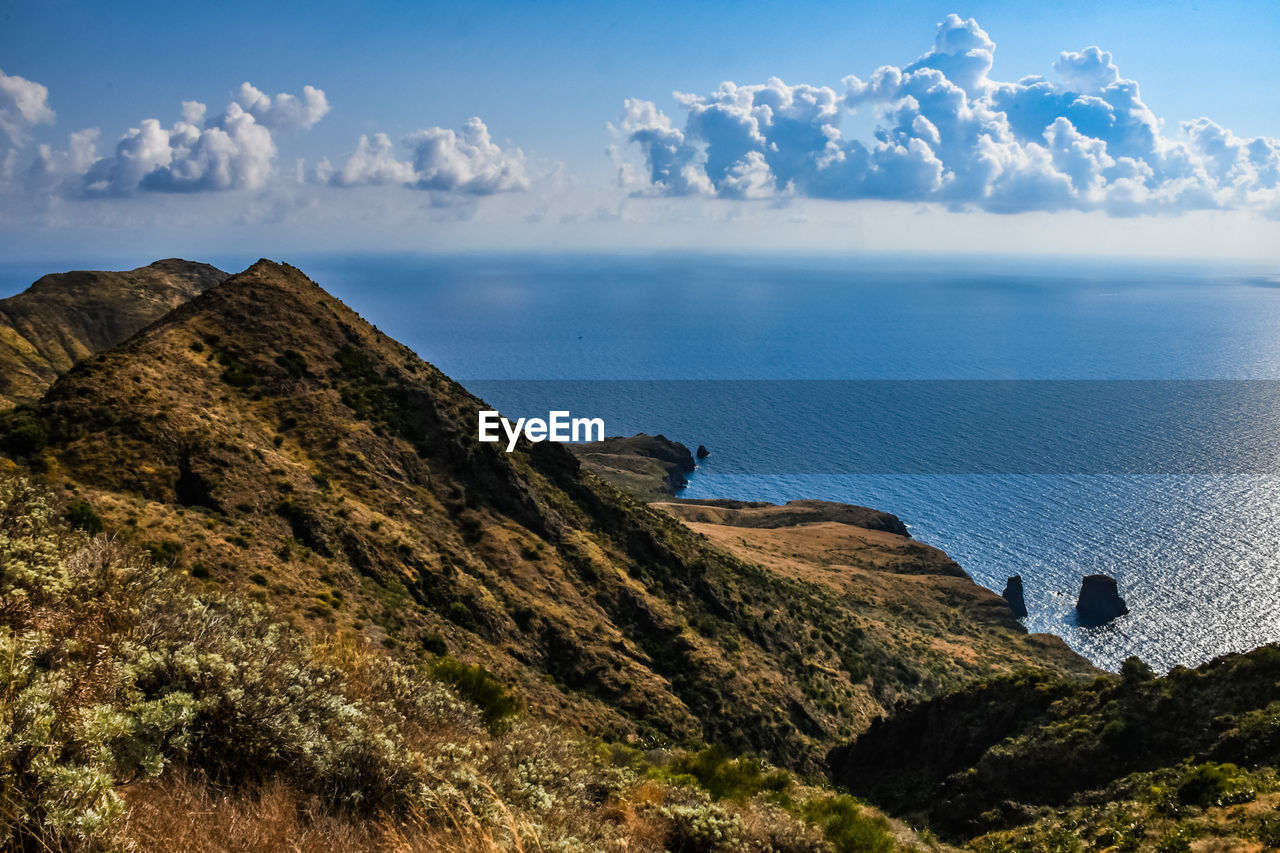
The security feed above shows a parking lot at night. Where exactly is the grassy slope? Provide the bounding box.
[658,504,1092,733]
[1,259,1093,777]
[1,470,945,853]
[0,259,227,408]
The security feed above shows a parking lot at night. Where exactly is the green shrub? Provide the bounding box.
[1176,763,1255,808]
[275,349,308,378]
[801,794,896,853]
[66,497,104,535]
[220,367,256,388]
[420,632,448,655]
[431,656,520,731]
[447,600,474,626]
[657,798,746,852]
[1121,656,1155,683]
[143,539,183,565]
[2,419,48,456]
[669,745,791,803]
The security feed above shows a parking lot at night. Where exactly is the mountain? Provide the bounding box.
[0,258,227,409]
[0,258,1094,776]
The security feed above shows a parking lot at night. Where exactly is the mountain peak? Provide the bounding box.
[0,259,227,408]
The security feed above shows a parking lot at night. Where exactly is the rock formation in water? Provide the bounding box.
[1002,575,1028,617]
[1076,574,1129,625]
[696,444,710,458]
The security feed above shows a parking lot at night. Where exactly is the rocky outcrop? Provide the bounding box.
[569,433,696,498]
[1002,575,1028,617]
[1076,574,1129,625]
[696,444,710,458]
[657,498,911,537]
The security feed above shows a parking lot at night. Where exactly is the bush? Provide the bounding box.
[658,796,746,852]
[275,349,308,378]
[66,497,104,535]
[1176,763,1255,808]
[669,745,791,803]
[446,600,474,626]
[1121,656,1155,683]
[220,367,256,388]
[2,419,48,457]
[431,656,520,731]
[802,794,896,853]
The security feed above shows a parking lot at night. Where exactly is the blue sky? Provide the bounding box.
[1,0,1278,261]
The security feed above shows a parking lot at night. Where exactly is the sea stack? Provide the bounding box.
[1002,575,1028,617]
[696,444,710,458]
[1076,574,1129,625]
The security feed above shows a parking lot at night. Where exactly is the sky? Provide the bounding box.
[1,0,1278,263]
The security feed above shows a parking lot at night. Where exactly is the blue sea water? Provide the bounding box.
[8,251,1280,672]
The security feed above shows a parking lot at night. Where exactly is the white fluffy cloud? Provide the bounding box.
[323,117,528,194]
[620,14,1280,215]
[232,82,330,131]
[0,69,56,145]
[321,133,415,186]
[29,83,327,196]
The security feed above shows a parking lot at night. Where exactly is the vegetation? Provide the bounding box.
[0,472,940,852]
[834,647,1280,849]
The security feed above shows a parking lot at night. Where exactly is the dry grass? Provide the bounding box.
[119,770,525,853]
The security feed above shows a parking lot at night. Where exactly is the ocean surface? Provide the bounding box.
[8,251,1280,672]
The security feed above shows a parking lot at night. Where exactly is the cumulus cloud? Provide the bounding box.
[0,69,56,145]
[619,14,1280,215]
[324,117,528,194]
[322,132,415,186]
[29,83,327,196]
[1052,47,1120,94]
[232,82,330,131]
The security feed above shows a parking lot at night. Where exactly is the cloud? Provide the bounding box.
[903,13,996,96]
[29,83,328,196]
[0,69,56,145]
[1052,47,1120,94]
[407,117,529,193]
[620,15,1280,215]
[321,132,415,186]
[232,82,330,131]
[325,117,529,194]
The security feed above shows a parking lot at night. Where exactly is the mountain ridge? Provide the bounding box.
[0,258,227,408]
[0,258,1095,775]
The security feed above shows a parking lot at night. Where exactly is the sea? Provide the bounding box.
[7,250,1280,673]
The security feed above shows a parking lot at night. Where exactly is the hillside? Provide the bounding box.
[656,500,1088,690]
[0,258,1094,777]
[831,647,1280,850]
[0,469,947,853]
[0,258,227,408]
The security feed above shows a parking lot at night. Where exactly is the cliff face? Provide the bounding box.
[0,258,1096,773]
[0,259,227,408]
